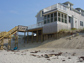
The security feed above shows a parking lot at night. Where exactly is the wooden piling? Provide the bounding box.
[36,30,38,43]
[41,30,43,42]
[24,32,26,43]
[32,32,34,43]
[8,37,11,49]
[27,32,28,43]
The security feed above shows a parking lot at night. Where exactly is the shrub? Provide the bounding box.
[71,28,77,30]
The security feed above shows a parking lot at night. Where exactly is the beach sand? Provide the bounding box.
[0,33,84,63]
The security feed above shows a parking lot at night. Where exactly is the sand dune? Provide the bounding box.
[37,33,84,49]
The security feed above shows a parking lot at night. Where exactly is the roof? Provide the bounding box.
[75,8,84,12]
[63,1,73,6]
[35,10,42,17]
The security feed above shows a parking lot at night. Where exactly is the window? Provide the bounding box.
[47,19,50,23]
[69,16,71,23]
[44,15,46,19]
[65,20,67,23]
[58,17,61,21]
[62,19,64,22]
[51,14,53,17]
[44,20,46,24]
[80,21,83,26]
[65,15,67,19]
[54,17,57,21]
[51,18,53,22]
[54,12,57,17]
[58,13,60,17]
[47,15,50,18]
[62,14,63,18]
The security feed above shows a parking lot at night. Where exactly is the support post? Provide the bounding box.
[24,32,26,43]
[27,31,28,43]
[36,30,38,43]
[32,32,34,43]
[41,30,43,42]
[16,32,18,48]
[8,37,11,50]
[14,32,18,48]
[0,39,4,50]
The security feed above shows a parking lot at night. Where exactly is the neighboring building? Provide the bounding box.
[28,1,84,42]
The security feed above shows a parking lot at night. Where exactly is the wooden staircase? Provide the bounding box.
[0,26,18,50]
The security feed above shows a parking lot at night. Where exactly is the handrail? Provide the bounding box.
[28,24,44,30]
[0,32,7,37]
[0,26,18,40]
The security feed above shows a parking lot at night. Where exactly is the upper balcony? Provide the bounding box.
[43,3,68,15]
[28,24,44,30]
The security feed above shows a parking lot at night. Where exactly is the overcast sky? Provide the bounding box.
[0,0,84,32]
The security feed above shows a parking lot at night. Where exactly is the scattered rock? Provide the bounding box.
[78,57,84,62]
[47,59,50,61]
[30,54,36,57]
[48,54,53,57]
[72,53,76,56]
[62,60,65,61]
[44,54,49,58]
[37,55,41,58]
[30,51,38,53]
[79,56,84,60]
[55,52,62,56]
[68,57,71,59]
[41,55,43,57]
[52,50,54,52]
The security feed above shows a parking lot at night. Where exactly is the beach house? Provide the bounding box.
[28,1,84,42]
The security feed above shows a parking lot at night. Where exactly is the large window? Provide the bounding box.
[54,12,57,17]
[47,15,50,18]
[51,14,53,18]
[69,16,71,23]
[44,20,46,24]
[80,21,83,26]
[44,15,46,19]
[58,17,61,21]
[58,13,60,17]
[51,18,53,22]
[47,19,50,23]
[54,17,57,21]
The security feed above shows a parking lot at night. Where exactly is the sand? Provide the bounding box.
[0,33,84,63]
[0,48,84,63]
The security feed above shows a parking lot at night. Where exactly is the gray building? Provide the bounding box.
[28,1,84,34]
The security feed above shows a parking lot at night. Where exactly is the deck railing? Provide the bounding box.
[28,24,44,30]
[43,3,67,13]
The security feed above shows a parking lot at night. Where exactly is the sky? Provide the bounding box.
[0,0,84,32]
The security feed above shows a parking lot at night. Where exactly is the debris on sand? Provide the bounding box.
[72,53,76,56]
[30,51,39,53]
[44,54,49,58]
[78,56,84,62]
